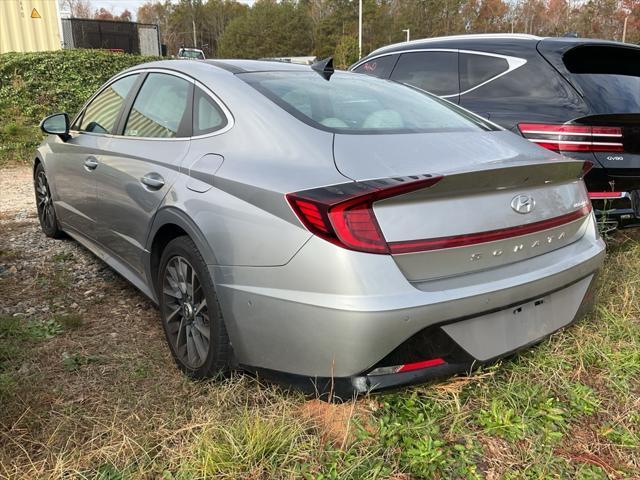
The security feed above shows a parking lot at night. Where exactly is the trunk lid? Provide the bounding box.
[333,130,591,282]
[333,130,557,181]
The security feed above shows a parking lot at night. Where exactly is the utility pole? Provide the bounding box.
[191,0,197,47]
[623,15,629,43]
[402,29,410,42]
[358,0,363,59]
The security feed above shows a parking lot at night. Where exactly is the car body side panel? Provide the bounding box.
[41,132,111,239]
[148,73,349,268]
[157,173,312,268]
[97,137,189,276]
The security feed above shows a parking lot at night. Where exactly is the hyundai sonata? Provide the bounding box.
[34,59,605,398]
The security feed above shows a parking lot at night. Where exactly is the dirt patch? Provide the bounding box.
[0,166,34,219]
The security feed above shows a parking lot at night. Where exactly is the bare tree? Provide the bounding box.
[60,0,93,18]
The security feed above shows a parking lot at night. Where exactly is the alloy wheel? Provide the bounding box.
[162,256,211,369]
[36,170,56,231]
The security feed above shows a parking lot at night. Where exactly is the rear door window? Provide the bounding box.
[124,73,192,138]
[390,51,459,99]
[352,55,398,79]
[459,53,509,92]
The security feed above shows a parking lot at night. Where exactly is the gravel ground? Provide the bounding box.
[0,166,133,318]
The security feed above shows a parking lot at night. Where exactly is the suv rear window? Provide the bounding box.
[240,71,495,134]
[563,45,640,113]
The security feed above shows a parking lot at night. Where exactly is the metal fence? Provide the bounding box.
[61,18,160,56]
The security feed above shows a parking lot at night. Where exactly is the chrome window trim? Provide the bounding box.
[70,68,234,141]
[366,34,542,58]
[191,79,235,139]
[351,49,527,99]
[71,71,142,134]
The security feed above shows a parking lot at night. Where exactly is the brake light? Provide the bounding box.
[286,175,443,254]
[518,123,623,153]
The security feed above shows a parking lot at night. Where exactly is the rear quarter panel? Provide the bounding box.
[151,68,349,267]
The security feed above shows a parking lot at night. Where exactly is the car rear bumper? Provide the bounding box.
[243,273,599,400]
[590,190,640,229]
[211,217,605,383]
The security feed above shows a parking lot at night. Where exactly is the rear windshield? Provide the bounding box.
[564,45,640,113]
[180,50,204,59]
[240,71,496,134]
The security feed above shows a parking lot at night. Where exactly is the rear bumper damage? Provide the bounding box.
[246,273,599,400]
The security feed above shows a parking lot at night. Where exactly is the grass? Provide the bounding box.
[1,197,639,479]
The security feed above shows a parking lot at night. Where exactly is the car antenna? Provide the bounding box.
[311,57,334,80]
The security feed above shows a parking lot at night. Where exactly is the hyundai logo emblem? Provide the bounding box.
[511,194,535,214]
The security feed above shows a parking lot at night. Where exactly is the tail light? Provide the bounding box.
[286,175,443,254]
[288,172,592,255]
[518,123,623,153]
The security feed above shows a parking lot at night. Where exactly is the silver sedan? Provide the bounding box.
[34,59,605,398]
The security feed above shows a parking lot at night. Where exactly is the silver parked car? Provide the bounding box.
[34,59,605,397]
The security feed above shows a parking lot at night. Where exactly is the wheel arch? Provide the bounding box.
[146,207,218,298]
[33,155,42,173]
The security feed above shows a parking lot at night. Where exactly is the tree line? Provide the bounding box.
[67,0,640,67]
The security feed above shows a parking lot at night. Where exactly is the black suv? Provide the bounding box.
[351,34,640,229]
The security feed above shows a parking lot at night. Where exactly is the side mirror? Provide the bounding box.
[40,113,70,141]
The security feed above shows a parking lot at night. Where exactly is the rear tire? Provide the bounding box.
[34,163,64,239]
[158,235,231,379]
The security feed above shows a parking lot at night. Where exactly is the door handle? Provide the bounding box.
[84,157,98,171]
[141,173,165,189]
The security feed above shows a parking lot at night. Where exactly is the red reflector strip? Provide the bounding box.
[388,204,592,254]
[589,191,624,199]
[397,358,446,373]
[529,139,624,153]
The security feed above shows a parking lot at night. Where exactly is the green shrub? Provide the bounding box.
[0,49,159,163]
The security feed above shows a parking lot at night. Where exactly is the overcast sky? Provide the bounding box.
[88,0,254,20]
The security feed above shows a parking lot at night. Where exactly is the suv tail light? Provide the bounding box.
[286,175,443,254]
[518,123,623,153]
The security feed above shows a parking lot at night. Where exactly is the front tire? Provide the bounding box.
[34,163,64,238]
[158,236,231,379]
